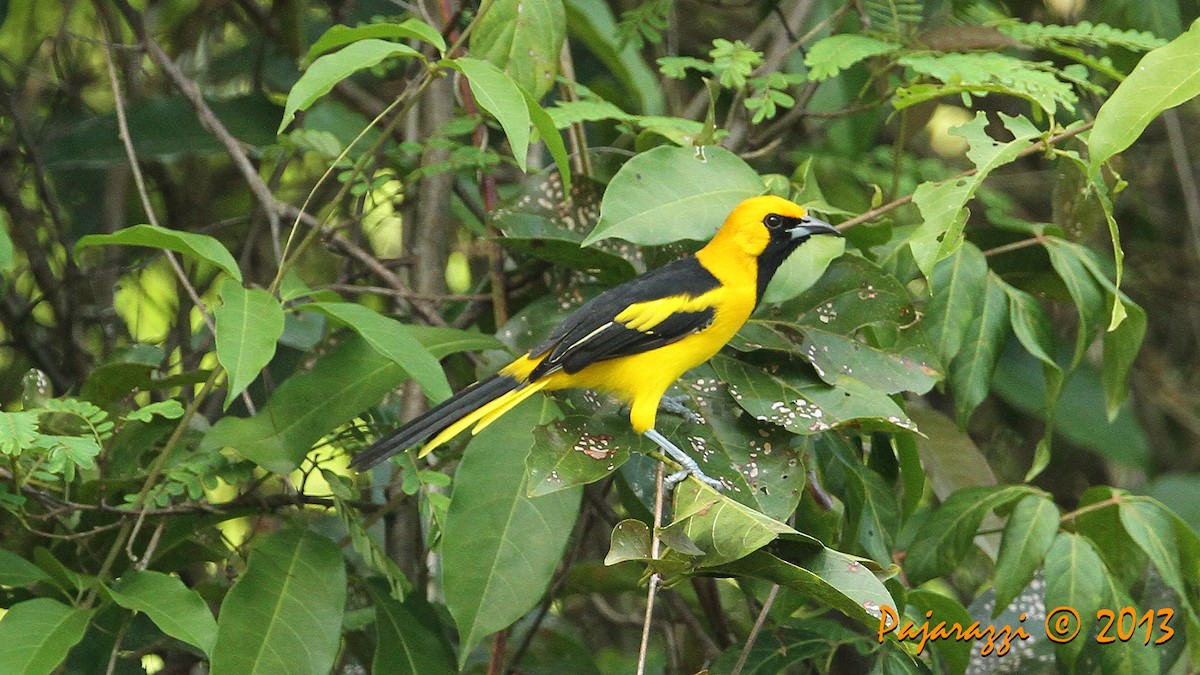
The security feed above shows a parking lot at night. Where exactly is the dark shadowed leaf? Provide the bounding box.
[364,579,456,675]
[949,273,1008,426]
[904,485,1037,585]
[925,241,988,366]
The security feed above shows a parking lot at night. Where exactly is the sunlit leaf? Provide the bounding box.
[0,599,93,675]
[449,57,531,170]
[306,19,446,62]
[471,0,565,98]
[583,145,763,246]
[210,529,346,674]
[280,39,423,132]
[1089,19,1200,167]
[215,280,284,409]
[108,570,217,655]
[76,224,242,281]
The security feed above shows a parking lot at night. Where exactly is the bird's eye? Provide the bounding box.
[764,214,783,229]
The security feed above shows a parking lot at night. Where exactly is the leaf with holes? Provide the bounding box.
[713,354,917,437]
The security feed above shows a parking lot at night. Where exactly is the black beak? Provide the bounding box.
[787,215,841,240]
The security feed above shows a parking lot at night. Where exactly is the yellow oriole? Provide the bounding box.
[350,195,840,488]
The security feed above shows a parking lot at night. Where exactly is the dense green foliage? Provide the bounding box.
[1,0,1199,673]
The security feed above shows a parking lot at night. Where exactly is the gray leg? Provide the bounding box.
[659,395,703,424]
[644,428,723,491]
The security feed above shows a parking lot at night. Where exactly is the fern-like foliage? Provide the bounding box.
[617,0,672,49]
[1000,21,1166,52]
[897,52,1079,115]
[864,0,924,39]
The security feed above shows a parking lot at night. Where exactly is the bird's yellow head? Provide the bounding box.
[699,195,841,302]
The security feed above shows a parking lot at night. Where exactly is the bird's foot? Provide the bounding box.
[644,428,724,491]
[659,395,703,424]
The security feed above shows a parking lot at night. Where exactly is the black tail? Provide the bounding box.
[350,375,521,470]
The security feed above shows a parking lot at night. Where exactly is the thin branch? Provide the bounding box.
[731,584,780,675]
[835,122,1094,231]
[636,462,667,675]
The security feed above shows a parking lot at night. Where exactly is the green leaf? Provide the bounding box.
[301,302,451,402]
[897,53,1077,116]
[713,354,918,437]
[279,39,423,132]
[714,545,896,634]
[495,211,636,286]
[0,410,39,455]
[605,519,654,565]
[992,494,1059,616]
[524,89,572,192]
[761,230,846,304]
[442,396,580,668]
[948,274,1009,427]
[821,434,900,566]
[755,255,940,395]
[0,598,93,675]
[661,481,803,568]
[924,241,988,366]
[904,485,1036,585]
[363,579,456,675]
[583,145,764,246]
[0,221,13,275]
[210,529,346,675]
[123,400,185,423]
[527,390,638,496]
[804,34,900,81]
[906,589,973,675]
[1089,19,1200,168]
[75,224,242,282]
[405,324,507,359]
[1044,532,1106,669]
[201,334,410,473]
[0,549,51,587]
[305,19,446,62]
[471,0,565,99]
[1043,238,1105,368]
[562,0,664,114]
[215,280,285,409]
[908,113,1041,276]
[1118,497,1194,618]
[450,57,532,171]
[108,570,217,655]
[1000,281,1065,479]
[1102,295,1146,419]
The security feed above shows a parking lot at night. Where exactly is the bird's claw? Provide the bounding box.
[659,395,704,425]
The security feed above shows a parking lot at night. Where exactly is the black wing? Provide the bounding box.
[526,256,720,381]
